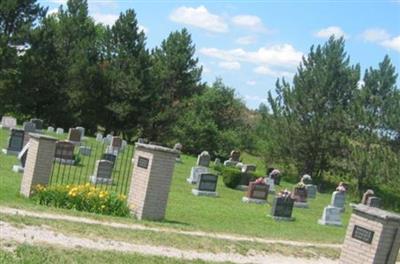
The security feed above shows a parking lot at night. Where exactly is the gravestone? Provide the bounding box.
[238,164,256,189]
[23,122,36,133]
[230,150,240,162]
[96,133,103,142]
[292,186,309,208]
[192,173,218,197]
[101,153,117,166]
[305,184,317,199]
[54,141,75,164]
[265,177,275,193]
[367,196,381,208]
[330,191,346,212]
[103,134,113,145]
[79,146,91,156]
[75,126,85,140]
[106,136,122,154]
[269,169,281,185]
[361,189,375,205]
[339,204,400,264]
[56,128,64,134]
[0,116,17,129]
[214,158,221,166]
[242,181,269,204]
[173,143,182,151]
[2,129,25,155]
[174,143,183,162]
[30,118,43,130]
[270,195,295,221]
[90,160,113,184]
[196,151,211,167]
[13,142,30,173]
[187,166,208,184]
[121,140,127,150]
[47,126,54,133]
[318,206,342,226]
[67,128,81,143]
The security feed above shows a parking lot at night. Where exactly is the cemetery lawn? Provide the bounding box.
[0,129,351,244]
[0,243,217,264]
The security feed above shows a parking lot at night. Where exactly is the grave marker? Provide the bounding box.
[54,141,75,164]
[30,118,43,130]
[2,129,25,155]
[0,116,17,129]
[192,173,218,197]
[318,206,342,226]
[67,128,81,144]
[90,160,113,184]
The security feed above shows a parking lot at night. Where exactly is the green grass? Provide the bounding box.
[0,243,218,264]
[0,128,350,243]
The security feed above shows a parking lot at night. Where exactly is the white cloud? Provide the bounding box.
[361,28,400,53]
[169,6,228,33]
[362,28,390,42]
[246,80,257,86]
[236,35,257,45]
[381,36,400,53]
[200,44,302,68]
[92,13,118,26]
[218,61,241,70]
[315,26,348,39]
[231,15,266,32]
[254,66,293,77]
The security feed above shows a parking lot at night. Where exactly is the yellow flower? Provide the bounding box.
[85,183,90,187]
[101,205,105,209]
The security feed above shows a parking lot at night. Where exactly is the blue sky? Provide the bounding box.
[40,0,400,109]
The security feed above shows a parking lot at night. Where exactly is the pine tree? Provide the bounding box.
[268,37,360,180]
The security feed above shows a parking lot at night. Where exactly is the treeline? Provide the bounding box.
[0,0,249,158]
[253,38,400,204]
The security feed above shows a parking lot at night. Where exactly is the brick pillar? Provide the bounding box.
[20,133,57,197]
[128,143,179,220]
[339,204,400,264]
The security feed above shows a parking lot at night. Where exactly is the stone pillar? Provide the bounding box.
[20,133,57,197]
[339,204,400,264]
[128,143,179,220]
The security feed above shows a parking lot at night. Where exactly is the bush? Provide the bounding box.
[33,184,130,217]
[221,167,242,188]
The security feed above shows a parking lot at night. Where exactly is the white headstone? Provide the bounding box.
[1,116,17,129]
[331,191,346,212]
[196,151,210,167]
[56,128,64,134]
[187,166,208,184]
[96,133,103,142]
[266,177,275,193]
[47,126,55,133]
[318,206,342,226]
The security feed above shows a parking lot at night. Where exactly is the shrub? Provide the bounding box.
[220,167,242,188]
[33,184,130,217]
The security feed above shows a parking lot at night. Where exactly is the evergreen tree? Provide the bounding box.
[268,37,360,179]
[104,9,152,139]
[148,29,204,142]
[0,0,46,116]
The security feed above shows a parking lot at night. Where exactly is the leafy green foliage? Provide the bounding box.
[33,184,130,217]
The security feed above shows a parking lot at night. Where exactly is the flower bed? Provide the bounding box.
[33,183,130,217]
